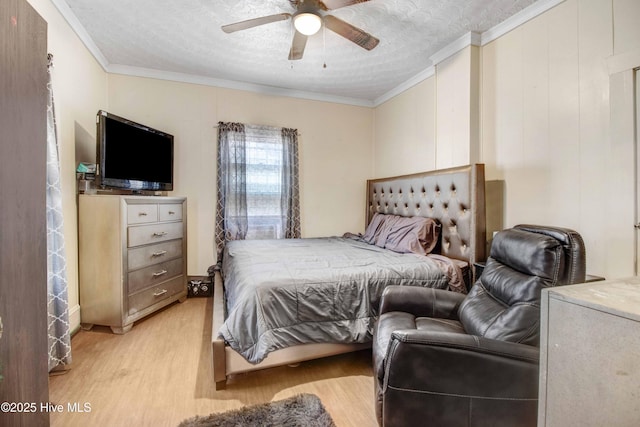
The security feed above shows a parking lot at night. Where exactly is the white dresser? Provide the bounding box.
[78,194,187,333]
[538,277,640,426]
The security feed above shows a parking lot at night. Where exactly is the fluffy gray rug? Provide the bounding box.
[178,394,336,427]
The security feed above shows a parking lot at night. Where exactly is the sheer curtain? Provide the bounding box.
[215,122,300,263]
[46,54,72,372]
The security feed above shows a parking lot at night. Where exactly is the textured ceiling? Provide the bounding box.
[60,0,541,104]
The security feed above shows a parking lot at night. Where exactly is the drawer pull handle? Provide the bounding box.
[153,289,168,297]
[152,270,168,277]
[168,211,175,215]
[153,231,168,237]
[139,212,148,216]
[151,250,167,257]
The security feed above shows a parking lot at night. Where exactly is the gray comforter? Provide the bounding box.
[218,236,451,364]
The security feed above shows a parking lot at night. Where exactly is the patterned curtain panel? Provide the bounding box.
[281,127,301,239]
[214,122,301,265]
[46,55,72,372]
[215,122,247,262]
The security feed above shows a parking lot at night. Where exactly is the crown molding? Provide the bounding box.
[373,31,481,107]
[373,66,436,106]
[376,0,565,106]
[107,64,375,107]
[49,0,372,107]
[429,32,482,66]
[52,0,566,108]
[480,0,565,46]
[50,0,109,70]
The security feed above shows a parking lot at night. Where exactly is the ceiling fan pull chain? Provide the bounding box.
[290,19,295,69]
[323,22,327,69]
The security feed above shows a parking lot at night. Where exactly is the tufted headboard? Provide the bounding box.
[366,164,486,276]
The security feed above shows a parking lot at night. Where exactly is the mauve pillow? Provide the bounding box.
[362,212,387,245]
[384,216,441,255]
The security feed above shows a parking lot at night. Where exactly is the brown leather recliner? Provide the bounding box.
[373,224,586,427]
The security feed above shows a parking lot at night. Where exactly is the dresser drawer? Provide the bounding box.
[128,222,183,247]
[128,240,183,271]
[127,204,158,224]
[128,275,185,315]
[159,203,183,222]
[128,257,184,295]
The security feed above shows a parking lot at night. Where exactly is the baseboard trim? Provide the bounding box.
[69,304,81,336]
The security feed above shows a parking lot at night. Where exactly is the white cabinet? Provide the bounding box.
[538,277,640,426]
[78,195,187,333]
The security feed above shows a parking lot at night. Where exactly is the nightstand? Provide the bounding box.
[473,262,485,280]
[538,277,640,426]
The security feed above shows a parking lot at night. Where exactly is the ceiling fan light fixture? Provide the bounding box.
[293,12,322,36]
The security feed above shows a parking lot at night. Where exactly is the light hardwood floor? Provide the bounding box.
[48,297,378,426]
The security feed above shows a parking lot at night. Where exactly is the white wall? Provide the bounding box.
[375,0,640,280]
[373,45,481,177]
[27,0,108,332]
[436,45,480,168]
[373,78,437,177]
[106,75,375,275]
[480,0,638,279]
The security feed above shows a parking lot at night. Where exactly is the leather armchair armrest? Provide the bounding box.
[381,330,540,427]
[389,329,540,364]
[379,285,465,319]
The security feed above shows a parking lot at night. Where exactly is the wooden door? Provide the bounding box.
[0,0,50,426]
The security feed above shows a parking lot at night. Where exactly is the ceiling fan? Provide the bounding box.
[221,0,380,60]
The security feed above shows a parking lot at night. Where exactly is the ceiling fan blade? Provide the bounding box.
[323,15,379,50]
[222,13,291,33]
[288,31,308,60]
[320,0,371,10]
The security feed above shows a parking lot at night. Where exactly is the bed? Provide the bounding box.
[211,163,486,389]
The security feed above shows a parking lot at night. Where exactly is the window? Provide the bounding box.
[240,128,286,239]
[215,122,300,260]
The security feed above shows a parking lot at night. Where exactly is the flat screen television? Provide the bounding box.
[96,110,174,192]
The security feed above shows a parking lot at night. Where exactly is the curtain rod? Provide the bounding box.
[213,123,300,135]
